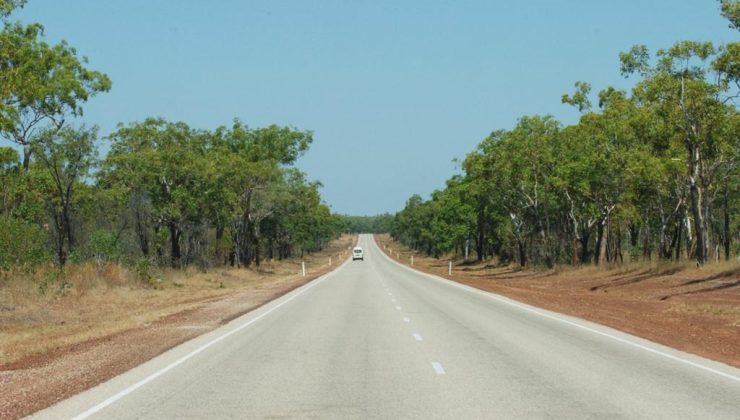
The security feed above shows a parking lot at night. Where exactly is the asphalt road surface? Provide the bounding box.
[35,234,740,419]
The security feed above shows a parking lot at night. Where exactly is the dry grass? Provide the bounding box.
[0,235,356,366]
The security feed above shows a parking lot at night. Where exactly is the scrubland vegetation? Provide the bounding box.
[0,1,346,297]
[391,2,740,268]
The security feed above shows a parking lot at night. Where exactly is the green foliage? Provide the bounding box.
[133,257,155,284]
[0,216,46,269]
[0,12,111,168]
[720,0,740,30]
[32,125,97,266]
[0,0,25,19]
[393,4,739,266]
[338,214,394,233]
[0,0,341,275]
[86,230,123,264]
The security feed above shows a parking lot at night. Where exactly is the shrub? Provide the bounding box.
[0,217,48,270]
[86,230,124,264]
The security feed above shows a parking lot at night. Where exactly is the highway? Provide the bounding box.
[35,234,740,419]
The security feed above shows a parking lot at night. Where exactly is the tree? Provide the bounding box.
[103,118,209,267]
[0,12,111,169]
[32,125,96,266]
[620,41,738,265]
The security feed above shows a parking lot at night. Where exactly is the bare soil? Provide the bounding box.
[375,234,740,369]
[0,235,356,420]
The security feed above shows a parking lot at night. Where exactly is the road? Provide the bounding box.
[35,234,740,419]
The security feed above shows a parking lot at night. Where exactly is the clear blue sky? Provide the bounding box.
[13,1,737,215]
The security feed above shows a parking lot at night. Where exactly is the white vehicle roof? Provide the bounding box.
[353,247,363,251]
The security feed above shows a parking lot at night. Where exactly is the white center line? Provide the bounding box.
[432,362,446,375]
[403,317,410,323]
[413,333,423,341]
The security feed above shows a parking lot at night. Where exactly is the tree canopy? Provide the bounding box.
[392,2,739,267]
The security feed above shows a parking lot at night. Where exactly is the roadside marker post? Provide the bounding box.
[448,261,452,276]
[411,255,414,266]
[329,257,332,266]
[302,261,306,277]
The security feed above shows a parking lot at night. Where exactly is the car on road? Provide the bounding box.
[352,247,364,261]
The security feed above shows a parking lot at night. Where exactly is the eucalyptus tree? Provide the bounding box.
[491,116,560,266]
[0,5,110,169]
[427,176,476,258]
[32,125,97,266]
[103,118,209,267]
[218,120,312,267]
[620,40,738,265]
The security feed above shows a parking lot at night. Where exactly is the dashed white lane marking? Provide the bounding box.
[373,238,740,385]
[395,306,402,310]
[391,298,396,303]
[432,362,446,375]
[403,317,410,323]
[413,333,423,341]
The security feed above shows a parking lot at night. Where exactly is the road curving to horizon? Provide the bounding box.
[34,234,740,419]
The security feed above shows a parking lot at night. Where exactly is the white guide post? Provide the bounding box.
[448,261,452,275]
[411,255,414,265]
[302,261,306,277]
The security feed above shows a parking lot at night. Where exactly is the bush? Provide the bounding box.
[86,230,124,264]
[0,217,48,270]
[133,256,160,286]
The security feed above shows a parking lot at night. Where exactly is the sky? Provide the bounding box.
[13,0,738,215]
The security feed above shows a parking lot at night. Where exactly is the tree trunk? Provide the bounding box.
[571,238,578,266]
[154,224,164,263]
[215,224,224,264]
[517,239,526,267]
[724,185,731,260]
[579,228,590,264]
[598,220,609,265]
[675,218,683,261]
[22,143,31,171]
[688,145,707,265]
[614,226,623,263]
[476,209,485,261]
[169,221,182,268]
[594,222,603,265]
[62,204,74,252]
[253,227,261,267]
[135,210,149,256]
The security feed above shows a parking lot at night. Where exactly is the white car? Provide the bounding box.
[352,247,364,261]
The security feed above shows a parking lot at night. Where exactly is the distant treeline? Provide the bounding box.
[391,2,739,267]
[338,214,394,233]
[0,1,342,271]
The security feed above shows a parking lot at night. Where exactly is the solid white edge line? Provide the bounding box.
[371,237,740,384]
[431,362,445,375]
[71,257,352,420]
